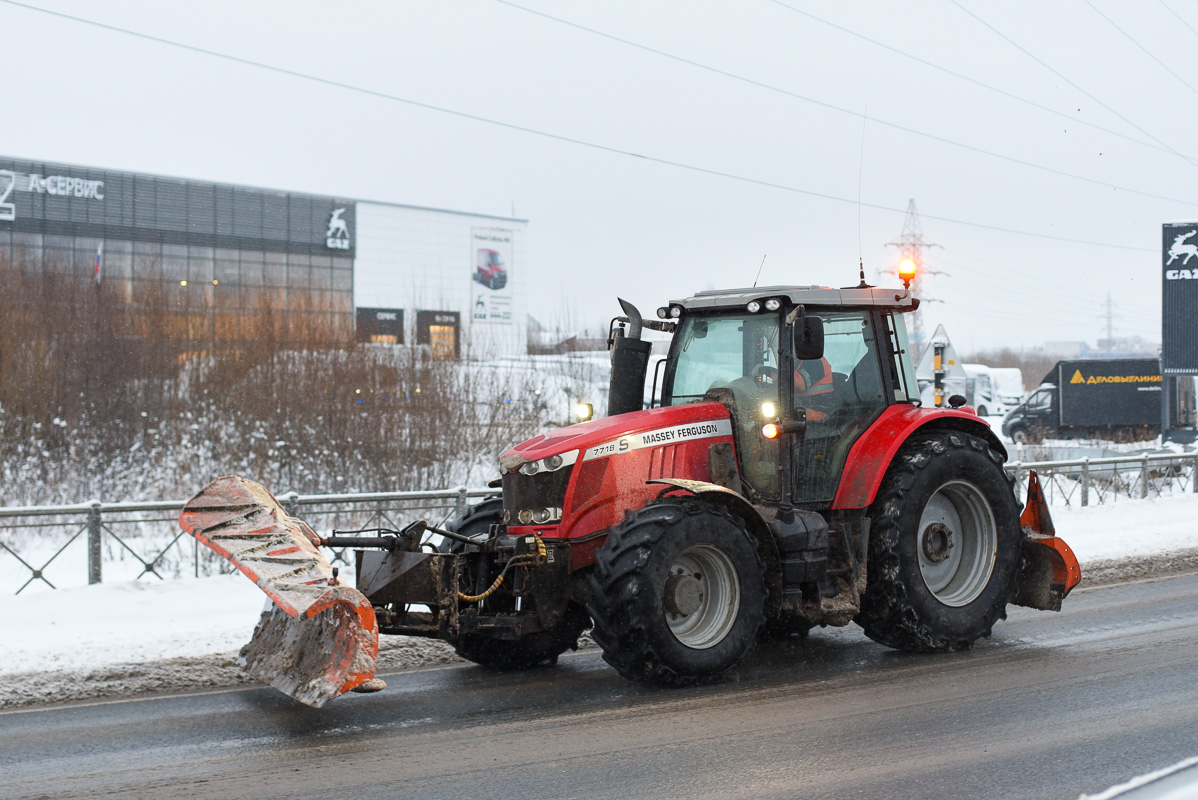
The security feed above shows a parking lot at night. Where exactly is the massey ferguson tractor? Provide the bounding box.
[179,281,1080,707]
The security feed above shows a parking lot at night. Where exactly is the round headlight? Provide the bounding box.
[503,509,510,523]
[545,454,563,470]
[765,298,781,311]
[520,460,540,475]
[532,508,552,524]
[657,307,669,319]
[517,509,533,524]
[761,401,777,418]
[746,300,761,313]
[670,306,682,318]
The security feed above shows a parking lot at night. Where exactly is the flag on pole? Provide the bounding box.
[94,243,103,287]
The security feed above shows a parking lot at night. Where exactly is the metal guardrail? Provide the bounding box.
[2,452,1196,594]
[1008,451,1198,508]
[0,486,494,595]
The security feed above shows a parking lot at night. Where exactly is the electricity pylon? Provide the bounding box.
[885,199,943,357]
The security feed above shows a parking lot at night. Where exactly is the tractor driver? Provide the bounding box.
[795,357,833,423]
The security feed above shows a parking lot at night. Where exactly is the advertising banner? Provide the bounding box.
[1163,222,1198,375]
[470,228,513,325]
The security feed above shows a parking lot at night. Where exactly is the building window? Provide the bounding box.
[356,307,404,344]
[416,310,460,360]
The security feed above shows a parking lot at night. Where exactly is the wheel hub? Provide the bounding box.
[916,481,999,607]
[664,572,704,616]
[663,544,741,649]
[921,522,954,563]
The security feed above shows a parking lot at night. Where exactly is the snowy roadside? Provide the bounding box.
[3,494,1196,710]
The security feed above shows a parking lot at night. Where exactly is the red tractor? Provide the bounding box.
[180,284,1079,706]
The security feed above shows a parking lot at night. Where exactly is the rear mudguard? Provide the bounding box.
[179,476,379,708]
[831,406,1005,510]
[1012,472,1082,611]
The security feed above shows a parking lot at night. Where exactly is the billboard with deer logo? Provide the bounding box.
[1163,222,1198,374]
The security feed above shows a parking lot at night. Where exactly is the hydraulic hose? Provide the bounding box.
[456,536,546,603]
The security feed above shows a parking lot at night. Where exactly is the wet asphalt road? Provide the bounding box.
[3,573,1197,800]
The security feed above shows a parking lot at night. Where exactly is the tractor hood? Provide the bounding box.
[499,402,733,472]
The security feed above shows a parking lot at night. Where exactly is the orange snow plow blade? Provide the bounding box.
[179,476,379,707]
[1012,471,1082,612]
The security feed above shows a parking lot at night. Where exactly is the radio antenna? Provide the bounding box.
[856,104,870,289]
[753,254,767,288]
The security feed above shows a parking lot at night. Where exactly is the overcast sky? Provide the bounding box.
[4,0,1196,352]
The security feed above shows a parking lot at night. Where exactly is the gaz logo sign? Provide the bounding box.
[1163,222,1198,374]
[326,208,351,250]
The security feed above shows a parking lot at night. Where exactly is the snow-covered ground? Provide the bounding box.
[2,492,1195,708]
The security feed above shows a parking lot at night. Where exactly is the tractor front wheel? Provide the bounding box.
[453,603,591,670]
[588,496,767,685]
[856,431,1021,652]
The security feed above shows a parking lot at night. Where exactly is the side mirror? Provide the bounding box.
[793,316,825,361]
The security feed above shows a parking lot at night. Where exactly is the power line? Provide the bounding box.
[1157,0,1198,44]
[491,0,1195,206]
[930,252,1162,317]
[765,0,1173,157]
[949,0,1198,170]
[1083,0,1198,99]
[0,0,1158,253]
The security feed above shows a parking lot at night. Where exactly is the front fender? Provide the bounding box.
[647,478,778,561]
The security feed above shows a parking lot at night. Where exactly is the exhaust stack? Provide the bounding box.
[608,298,653,417]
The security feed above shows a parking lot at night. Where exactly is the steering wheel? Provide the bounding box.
[750,364,778,384]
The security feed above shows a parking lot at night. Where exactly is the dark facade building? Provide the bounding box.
[1,157,355,343]
[1,156,527,356]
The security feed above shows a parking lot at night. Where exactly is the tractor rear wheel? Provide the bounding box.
[444,498,590,669]
[856,431,1020,653]
[587,496,767,685]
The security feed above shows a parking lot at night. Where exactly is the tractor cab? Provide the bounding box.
[656,286,921,506]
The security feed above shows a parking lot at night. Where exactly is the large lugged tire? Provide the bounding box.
[440,496,505,549]
[856,430,1020,653]
[587,496,767,685]
[445,498,591,670]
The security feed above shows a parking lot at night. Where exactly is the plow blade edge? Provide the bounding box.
[1012,471,1082,612]
[179,476,379,707]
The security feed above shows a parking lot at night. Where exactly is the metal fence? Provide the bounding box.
[3,451,1197,594]
[0,487,493,595]
[1008,452,1198,508]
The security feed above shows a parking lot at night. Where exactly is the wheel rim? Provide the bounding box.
[663,544,741,649]
[916,481,998,607]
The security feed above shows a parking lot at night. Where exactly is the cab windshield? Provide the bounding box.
[663,312,779,405]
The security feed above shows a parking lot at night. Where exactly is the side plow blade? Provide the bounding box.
[179,476,380,707]
[1012,471,1082,612]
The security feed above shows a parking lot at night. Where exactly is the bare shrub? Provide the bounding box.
[0,252,546,505]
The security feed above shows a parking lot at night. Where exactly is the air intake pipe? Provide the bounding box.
[607,298,653,418]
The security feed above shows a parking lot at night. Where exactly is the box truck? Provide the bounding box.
[1001,358,1193,442]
